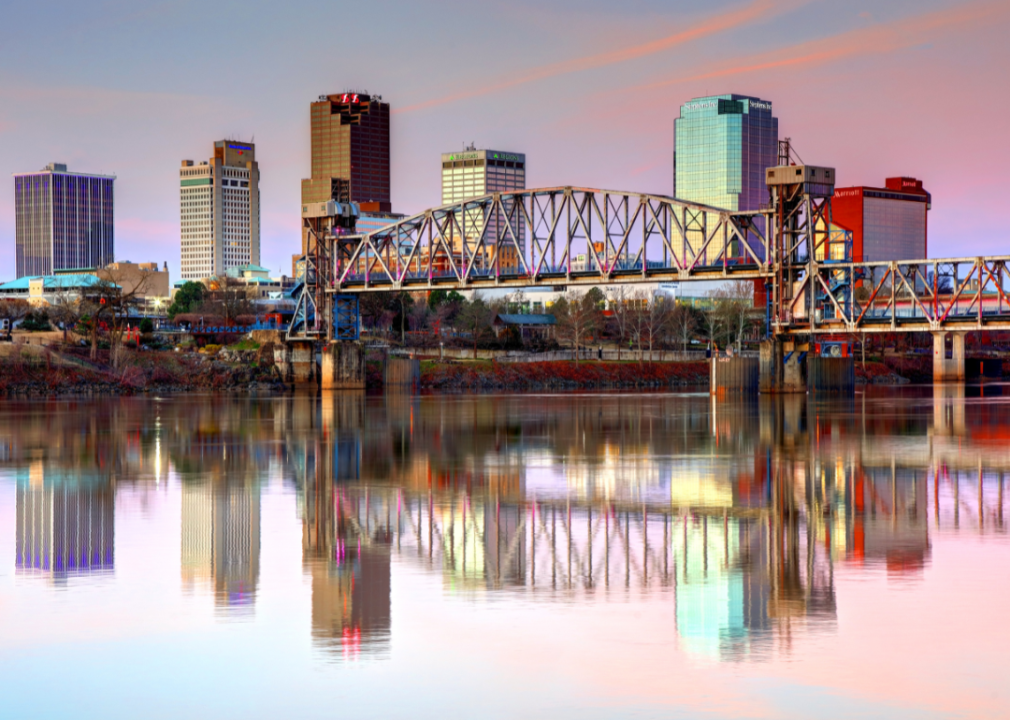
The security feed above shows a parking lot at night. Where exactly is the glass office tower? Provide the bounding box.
[673,95,777,260]
[14,163,115,278]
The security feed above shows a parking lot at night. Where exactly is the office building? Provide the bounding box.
[179,140,260,280]
[673,95,777,260]
[14,163,115,279]
[440,148,526,271]
[832,177,930,262]
[301,92,390,212]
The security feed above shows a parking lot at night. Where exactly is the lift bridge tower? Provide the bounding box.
[289,200,362,343]
[760,139,846,392]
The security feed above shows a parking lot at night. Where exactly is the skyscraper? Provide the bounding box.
[673,94,778,211]
[301,93,390,211]
[440,148,526,271]
[14,163,115,278]
[673,95,777,259]
[179,141,260,281]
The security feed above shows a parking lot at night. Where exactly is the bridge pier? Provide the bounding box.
[759,340,806,394]
[321,342,365,390]
[932,331,966,383]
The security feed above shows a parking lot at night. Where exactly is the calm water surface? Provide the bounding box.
[1,388,1008,719]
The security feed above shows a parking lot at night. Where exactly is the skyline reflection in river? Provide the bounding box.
[0,388,1008,718]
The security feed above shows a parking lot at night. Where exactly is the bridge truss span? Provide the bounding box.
[803,255,1010,334]
[330,187,773,292]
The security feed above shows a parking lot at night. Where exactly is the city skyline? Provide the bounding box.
[1,0,1008,282]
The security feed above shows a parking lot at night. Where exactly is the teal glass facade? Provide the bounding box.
[673,95,778,212]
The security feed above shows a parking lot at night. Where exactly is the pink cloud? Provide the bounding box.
[395,0,801,115]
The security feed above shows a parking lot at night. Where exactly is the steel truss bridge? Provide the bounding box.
[292,184,1010,340]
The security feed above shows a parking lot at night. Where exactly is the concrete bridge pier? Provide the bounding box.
[321,342,365,390]
[932,331,966,383]
[759,339,806,394]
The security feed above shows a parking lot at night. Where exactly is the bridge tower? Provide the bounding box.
[288,201,366,388]
[760,151,847,393]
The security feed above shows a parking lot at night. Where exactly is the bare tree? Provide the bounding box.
[201,276,253,324]
[551,289,601,364]
[457,294,495,359]
[79,265,156,365]
[713,280,754,353]
[669,302,698,353]
[643,295,672,362]
[0,299,30,332]
[606,286,632,361]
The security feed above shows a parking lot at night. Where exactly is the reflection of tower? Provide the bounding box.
[303,478,390,657]
[181,481,261,610]
[15,466,114,581]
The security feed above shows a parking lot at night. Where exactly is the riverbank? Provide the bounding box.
[416,359,710,391]
[0,344,285,396]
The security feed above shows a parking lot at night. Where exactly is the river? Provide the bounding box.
[0,387,1007,719]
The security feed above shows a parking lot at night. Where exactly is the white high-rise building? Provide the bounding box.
[440,148,525,272]
[180,141,260,280]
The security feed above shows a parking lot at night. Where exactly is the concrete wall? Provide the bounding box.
[711,356,759,395]
[807,357,855,394]
[385,356,419,390]
[321,342,365,389]
[415,347,707,363]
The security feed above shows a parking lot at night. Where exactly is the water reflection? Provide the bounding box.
[0,388,1008,665]
[15,463,115,582]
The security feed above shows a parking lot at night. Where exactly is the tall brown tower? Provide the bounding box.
[301,92,390,212]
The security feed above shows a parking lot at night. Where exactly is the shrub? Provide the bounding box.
[21,311,52,332]
[139,318,154,334]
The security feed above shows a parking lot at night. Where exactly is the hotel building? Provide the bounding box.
[832,177,930,262]
[13,163,115,278]
[179,141,260,280]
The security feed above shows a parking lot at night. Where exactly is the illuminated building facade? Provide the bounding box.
[831,177,930,262]
[179,141,261,280]
[14,163,115,278]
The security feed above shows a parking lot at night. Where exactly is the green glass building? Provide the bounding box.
[673,94,777,259]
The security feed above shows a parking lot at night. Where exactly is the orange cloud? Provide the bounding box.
[633,0,1008,91]
[394,0,797,114]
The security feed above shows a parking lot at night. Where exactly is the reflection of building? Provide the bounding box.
[850,468,930,574]
[309,547,391,657]
[179,141,261,280]
[14,163,115,278]
[302,475,390,657]
[15,466,114,581]
[181,481,260,609]
[832,177,930,262]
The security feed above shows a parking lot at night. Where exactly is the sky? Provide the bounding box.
[1,0,1008,282]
